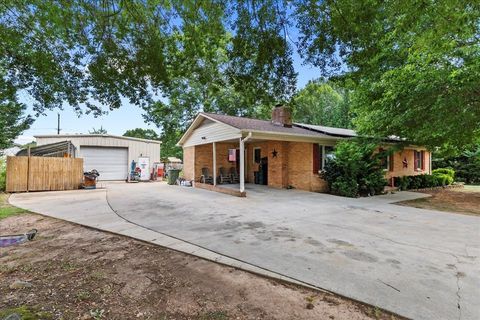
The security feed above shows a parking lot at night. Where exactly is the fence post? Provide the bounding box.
[26,147,31,192]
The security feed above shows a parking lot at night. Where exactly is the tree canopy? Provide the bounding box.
[0,79,33,149]
[1,0,478,151]
[292,79,353,128]
[89,126,107,134]
[295,0,480,150]
[123,128,160,141]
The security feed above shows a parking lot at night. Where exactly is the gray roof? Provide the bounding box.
[35,133,161,144]
[201,113,333,138]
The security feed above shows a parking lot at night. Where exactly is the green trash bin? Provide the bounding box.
[167,169,181,185]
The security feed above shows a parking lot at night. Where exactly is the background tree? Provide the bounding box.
[295,0,480,150]
[292,79,353,128]
[122,127,181,159]
[0,78,33,150]
[1,0,296,150]
[2,0,477,152]
[123,128,160,141]
[89,126,107,134]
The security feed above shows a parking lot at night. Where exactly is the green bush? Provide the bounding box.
[0,158,6,192]
[424,174,439,187]
[393,173,453,190]
[331,177,359,197]
[360,171,388,195]
[432,168,455,179]
[433,147,480,184]
[394,176,410,191]
[434,173,453,186]
[408,175,423,190]
[321,140,387,197]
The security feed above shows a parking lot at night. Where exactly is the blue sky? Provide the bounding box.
[16,52,321,145]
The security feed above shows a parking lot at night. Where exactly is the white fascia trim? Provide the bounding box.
[177,113,241,146]
[243,130,341,143]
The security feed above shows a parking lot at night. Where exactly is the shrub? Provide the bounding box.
[395,176,410,191]
[424,174,439,188]
[433,147,480,184]
[432,168,455,180]
[360,171,388,195]
[434,173,453,186]
[331,177,358,197]
[408,175,423,190]
[321,140,387,197]
[393,173,453,190]
[0,158,6,192]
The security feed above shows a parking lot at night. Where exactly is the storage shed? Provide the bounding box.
[35,134,161,180]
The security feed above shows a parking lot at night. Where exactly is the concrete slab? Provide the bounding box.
[106,183,479,320]
[9,182,480,320]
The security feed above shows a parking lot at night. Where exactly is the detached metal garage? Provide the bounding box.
[35,134,161,181]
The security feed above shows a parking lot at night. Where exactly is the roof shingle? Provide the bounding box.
[201,112,352,138]
[202,112,334,137]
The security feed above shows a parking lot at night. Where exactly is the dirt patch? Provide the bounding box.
[396,186,480,216]
[0,213,404,320]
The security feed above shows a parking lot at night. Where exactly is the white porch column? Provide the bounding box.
[213,142,217,186]
[239,132,252,193]
[240,138,245,192]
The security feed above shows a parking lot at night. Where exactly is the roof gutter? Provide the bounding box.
[242,131,253,143]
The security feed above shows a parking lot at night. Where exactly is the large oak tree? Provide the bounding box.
[1,0,478,152]
[295,0,479,150]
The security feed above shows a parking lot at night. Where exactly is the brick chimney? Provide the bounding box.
[271,104,292,128]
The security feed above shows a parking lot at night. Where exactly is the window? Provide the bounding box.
[414,150,424,171]
[253,147,261,164]
[379,148,389,170]
[323,146,335,169]
[314,145,335,172]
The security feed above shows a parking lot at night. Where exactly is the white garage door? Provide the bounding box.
[81,146,128,180]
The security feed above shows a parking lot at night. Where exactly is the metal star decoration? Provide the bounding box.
[272,149,278,158]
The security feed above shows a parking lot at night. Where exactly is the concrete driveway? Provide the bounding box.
[10,183,480,320]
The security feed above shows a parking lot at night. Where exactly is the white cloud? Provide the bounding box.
[14,135,36,145]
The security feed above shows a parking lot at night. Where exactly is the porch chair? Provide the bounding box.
[200,167,214,184]
[218,167,232,184]
[229,167,240,183]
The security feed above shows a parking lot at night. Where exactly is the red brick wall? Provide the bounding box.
[287,142,328,192]
[184,141,430,191]
[193,144,213,181]
[214,142,238,177]
[246,141,328,192]
[188,142,240,181]
[182,146,195,180]
[266,141,289,188]
[385,148,431,181]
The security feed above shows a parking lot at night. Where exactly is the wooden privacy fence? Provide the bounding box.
[6,156,84,192]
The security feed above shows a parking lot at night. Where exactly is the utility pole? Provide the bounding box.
[57,113,60,135]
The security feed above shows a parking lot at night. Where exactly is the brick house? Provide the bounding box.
[178,105,431,194]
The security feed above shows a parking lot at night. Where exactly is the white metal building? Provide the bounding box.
[35,134,161,180]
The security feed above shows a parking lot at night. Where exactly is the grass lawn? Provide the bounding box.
[397,185,480,215]
[0,193,30,219]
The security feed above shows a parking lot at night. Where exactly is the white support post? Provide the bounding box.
[240,138,245,192]
[239,132,252,193]
[213,142,217,186]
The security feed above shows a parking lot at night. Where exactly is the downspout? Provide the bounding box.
[239,132,252,193]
